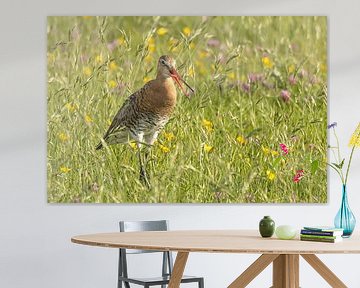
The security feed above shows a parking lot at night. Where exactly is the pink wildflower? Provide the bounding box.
[293,170,304,183]
[279,143,289,155]
[280,90,291,102]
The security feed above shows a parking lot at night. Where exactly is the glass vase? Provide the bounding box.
[334,185,356,237]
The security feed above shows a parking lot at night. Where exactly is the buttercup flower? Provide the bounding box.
[60,166,71,173]
[236,135,247,145]
[157,27,168,36]
[204,144,214,153]
[202,119,214,133]
[58,132,69,142]
[262,56,273,68]
[182,26,191,37]
[159,144,170,153]
[85,115,93,123]
[266,170,276,181]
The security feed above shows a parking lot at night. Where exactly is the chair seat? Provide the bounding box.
[119,274,203,286]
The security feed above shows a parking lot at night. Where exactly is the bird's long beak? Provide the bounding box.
[170,68,194,98]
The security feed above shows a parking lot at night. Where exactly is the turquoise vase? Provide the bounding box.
[334,185,356,237]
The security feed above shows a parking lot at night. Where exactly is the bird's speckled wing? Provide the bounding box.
[96,81,152,149]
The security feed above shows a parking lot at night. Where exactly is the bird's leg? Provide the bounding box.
[137,143,151,188]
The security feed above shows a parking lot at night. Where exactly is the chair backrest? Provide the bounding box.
[118,220,174,282]
[119,220,169,254]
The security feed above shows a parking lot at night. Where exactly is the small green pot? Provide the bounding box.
[259,216,275,237]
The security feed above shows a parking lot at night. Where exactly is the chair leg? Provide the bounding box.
[199,278,204,288]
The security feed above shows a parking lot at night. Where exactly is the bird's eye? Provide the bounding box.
[160,59,166,65]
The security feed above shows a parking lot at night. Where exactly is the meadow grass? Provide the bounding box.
[47,16,327,203]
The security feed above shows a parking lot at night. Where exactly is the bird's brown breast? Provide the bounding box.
[139,78,177,117]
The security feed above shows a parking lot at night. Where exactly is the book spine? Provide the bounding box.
[300,234,338,240]
[301,230,336,236]
[300,237,337,243]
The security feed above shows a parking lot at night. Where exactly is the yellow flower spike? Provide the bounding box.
[109,61,118,71]
[85,114,93,123]
[236,135,247,145]
[157,27,168,36]
[108,80,117,89]
[60,166,71,173]
[262,56,273,69]
[271,150,280,157]
[58,132,69,142]
[262,146,270,155]
[83,66,92,76]
[204,144,214,153]
[182,26,191,37]
[349,123,360,148]
[202,119,214,133]
[266,170,276,181]
[95,54,103,63]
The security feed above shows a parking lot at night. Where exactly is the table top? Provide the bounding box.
[71,230,360,254]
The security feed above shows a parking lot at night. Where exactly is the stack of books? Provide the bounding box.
[300,226,344,243]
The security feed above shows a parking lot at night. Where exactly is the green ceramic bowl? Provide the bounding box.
[275,225,297,240]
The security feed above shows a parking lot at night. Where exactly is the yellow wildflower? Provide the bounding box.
[163,132,175,142]
[157,27,168,36]
[198,50,209,59]
[144,54,153,63]
[60,166,71,173]
[189,42,196,50]
[288,64,295,73]
[109,61,117,71]
[47,53,56,64]
[227,72,236,80]
[236,135,247,145]
[129,141,137,150]
[188,66,195,77]
[204,144,214,153]
[182,26,191,37]
[262,56,273,69]
[95,54,103,63]
[108,80,117,89]
[85,114,93,123]
[262,146,279,156]
[202,119,214,133]
[143,76,151,83]
[266,170,276,181]
[83,66,92,76]
[349,123,360,148]
[168,38,179,52]
[65,103,76,112]
[159,144,170,153]
[117,36,125,46]
[58,132,69,142]
[82,16,92,19]
[107,119,112,126]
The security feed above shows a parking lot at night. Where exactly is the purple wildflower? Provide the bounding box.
[288,74,297,85]
[327,122,337,129]
[280,90,291,102]
[241,83,250,93]
[207,38,220,48]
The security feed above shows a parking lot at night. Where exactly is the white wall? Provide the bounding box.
[1,0,360,287]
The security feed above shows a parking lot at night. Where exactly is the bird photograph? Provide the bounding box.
[47,16,327,203]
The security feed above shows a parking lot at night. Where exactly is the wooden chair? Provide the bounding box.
[118,220,204,288]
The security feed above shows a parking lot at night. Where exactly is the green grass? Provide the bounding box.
[47,16,327,203]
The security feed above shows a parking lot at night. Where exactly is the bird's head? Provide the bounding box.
[157,55,194,97]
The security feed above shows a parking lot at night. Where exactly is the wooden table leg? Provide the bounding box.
[168,252,189,288]
[301,254,347,288]
[272,254,299,288]
[228,254,279,288]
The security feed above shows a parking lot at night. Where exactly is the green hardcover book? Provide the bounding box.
[300,236,342,243]
[300,234,340,240]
